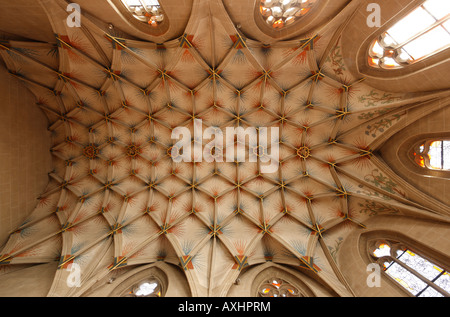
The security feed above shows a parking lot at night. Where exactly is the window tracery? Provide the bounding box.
[369,0,450,69]
[370,240,450,297]
[412,140,450,170]
[258,278,301,297]
[259,0,318,29]
[120,0,164,27]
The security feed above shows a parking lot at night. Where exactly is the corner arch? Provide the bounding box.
[78,262,191,297]
[226,262,339,297]
[108,0,170,37]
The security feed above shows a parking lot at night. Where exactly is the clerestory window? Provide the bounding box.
[369,0,450,69]
[371,240,450,297]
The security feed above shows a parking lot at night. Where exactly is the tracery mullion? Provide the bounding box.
[55,35,109,72]
[152,233,200,295]
[103,34,159,72]
[339,92,450,139]
[270,36,317,72]
[370,154,450,216]
[388,256,450,297]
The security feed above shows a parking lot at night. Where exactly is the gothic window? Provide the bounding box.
[369,0,450,69]
[412,140,450,170]
[120,0,164,27]
[259,0,318,29]
[258,278,301,297]
[123,277,163,297]
[370,240,450,297]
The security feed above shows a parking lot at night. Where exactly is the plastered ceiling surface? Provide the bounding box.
[0,0,449,297]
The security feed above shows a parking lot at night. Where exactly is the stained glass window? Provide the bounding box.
[372,241,450,297]
[369,0,450,69]
[120,0,164,27]
[258,278,301,297]
[413,140,450,170]
[259,0,318,29]
[124,278,162,297]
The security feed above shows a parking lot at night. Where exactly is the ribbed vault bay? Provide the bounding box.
[0,0,450,297]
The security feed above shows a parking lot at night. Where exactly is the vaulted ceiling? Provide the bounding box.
[0,0,450,297]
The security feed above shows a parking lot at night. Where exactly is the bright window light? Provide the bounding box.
[120,0,164,27]
[369,0,450,69]
[259,0,318,29]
